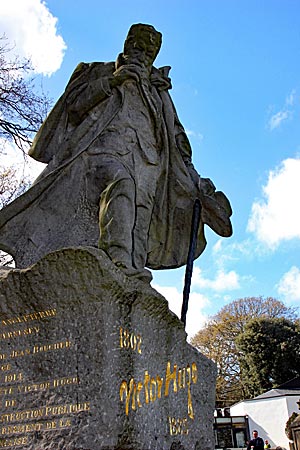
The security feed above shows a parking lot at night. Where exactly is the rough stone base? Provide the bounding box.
[0,247,216,450]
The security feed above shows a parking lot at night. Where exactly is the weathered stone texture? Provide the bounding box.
[0,248,216,450]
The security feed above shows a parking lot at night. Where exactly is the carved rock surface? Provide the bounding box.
[0,247,216,450]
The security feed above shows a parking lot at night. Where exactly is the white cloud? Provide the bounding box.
[152,284,209,338]
[212,239,223,253]
[247,158,300,248]
[286,89,296,106]
[186,129,204,141]
[277,266,300,302]
[0,0,66,76]
[267,89,296,130]
[191,266,240,291]
[268,110,290,130]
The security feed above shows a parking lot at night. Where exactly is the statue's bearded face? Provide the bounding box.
[124,25,162,68]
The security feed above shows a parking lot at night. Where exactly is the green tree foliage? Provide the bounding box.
[236,317,300,398]
[190,297,298,407]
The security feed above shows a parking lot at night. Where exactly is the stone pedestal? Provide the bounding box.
[0,247,216,450]
[291,415,300,450]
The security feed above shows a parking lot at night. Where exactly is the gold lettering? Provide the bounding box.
[52,376,79,388]
[17,381,51,394]
[143,371,150,404]
[9,348,31,359]
[168,417,189,435]
[45,405,67,416]
[150,378,156,402]
[33,340,72,354]
[169,416,177,435]
[120,380,136,415]
[119,327,142,354]
[4,373,23,383]
[119,327,124,348]
[156,376,163,398]
[0,365,10,372]
[164,362,177,396]
[0,435,29,448]
[59,417,72,428]
[0,326,39,340]
[191,362,198,384]
[4,400,16,408]
[45,420,56,429]
[1,309,57,327]
[0,403,90,424]
[119,361,198,417]
[120,379,132,416]
[186,364,197,419]
[136,381,143,408]
[0,418,74,436]
[178,367,186,389]
[0,387,13,396]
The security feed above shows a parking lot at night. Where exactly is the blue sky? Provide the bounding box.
[1,0,300,337]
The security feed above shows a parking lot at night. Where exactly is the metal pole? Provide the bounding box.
[181,199,202,327]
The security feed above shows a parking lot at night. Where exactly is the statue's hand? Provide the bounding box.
[111,64,141,87]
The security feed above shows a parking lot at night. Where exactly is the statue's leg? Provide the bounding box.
[132,161,160,270]
[99,177,135,268]
[91,153,155,282]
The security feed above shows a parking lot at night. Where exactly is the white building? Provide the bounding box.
[230,377,300,449]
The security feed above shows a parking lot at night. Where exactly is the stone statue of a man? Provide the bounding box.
[0,24,232,282]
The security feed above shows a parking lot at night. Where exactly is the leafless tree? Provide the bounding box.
[0,34,51,152]
[0,35,51,265]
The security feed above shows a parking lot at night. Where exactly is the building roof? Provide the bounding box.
[231,377,300,407]
[253,377,300,400]
[254,388,300,400]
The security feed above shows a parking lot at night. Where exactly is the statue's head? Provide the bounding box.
[123,24,162,67]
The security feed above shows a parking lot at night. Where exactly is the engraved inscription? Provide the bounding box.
[0,435,28,448]
[1,376,79,396]
[0,327,40,340]
[1,309,57,327]
[2,373,23,384]
[32,340,72,354]
[0,402,90,423]
[119,327,142,354]
[119,361,198,418]
[0,307,86,448]
[168,416,189,435]
[0,417,73,435]
[0,340,72,361]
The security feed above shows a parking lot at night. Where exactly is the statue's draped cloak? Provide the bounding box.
[0,62,209,269]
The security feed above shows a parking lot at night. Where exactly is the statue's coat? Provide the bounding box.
[0,62,231,269]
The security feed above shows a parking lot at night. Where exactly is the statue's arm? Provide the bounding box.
[65,66,114,126]
[65,62,141,126]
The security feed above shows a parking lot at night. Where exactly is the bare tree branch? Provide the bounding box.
[0,35,51,153]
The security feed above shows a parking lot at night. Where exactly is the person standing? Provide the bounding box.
[247,430,264,450]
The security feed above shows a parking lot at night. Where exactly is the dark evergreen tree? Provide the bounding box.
[236,317,300,397]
